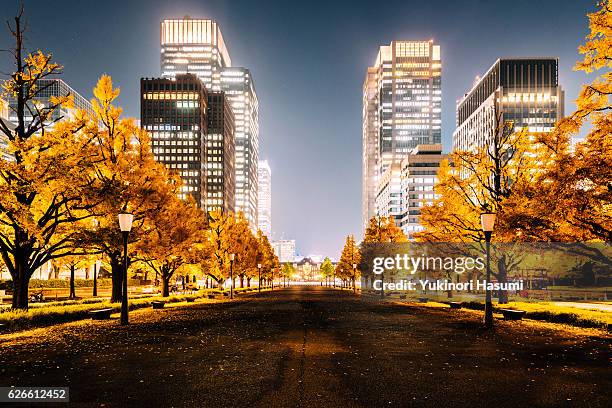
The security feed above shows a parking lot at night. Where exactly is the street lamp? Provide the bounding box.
[352,263,357,293]
[229,253,235,299]
[481,212,496,328]
[118,213,133,326]
[93,260,99,297]
[258,263,262,293]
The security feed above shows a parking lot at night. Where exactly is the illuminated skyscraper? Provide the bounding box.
[222,68,259,226]
[257,160,271,237]
[160,17,259,227]
[160,18,231,90]
[206,92,235,214]
[453,58,564,151]
[362,40,442,230]
[141,74,209,206]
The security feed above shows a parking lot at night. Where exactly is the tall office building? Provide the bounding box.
[160,17,259,227]
[160,18,231,90]
[141,74,209,206]
[399,144,447,239]
[221,68,259,227]
[362,40,442,230]
[206,92,235,214]
[453,58,564,151]
[257,160,271,237]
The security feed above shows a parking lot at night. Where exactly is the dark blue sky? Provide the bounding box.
[0,0,594,257]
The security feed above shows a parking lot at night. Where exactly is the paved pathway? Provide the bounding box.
[0,287,610,407]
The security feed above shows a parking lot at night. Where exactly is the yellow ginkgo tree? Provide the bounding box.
[0,10,97,309]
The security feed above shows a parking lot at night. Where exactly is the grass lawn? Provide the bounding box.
[0,290,228,331]
[372,291,612,331]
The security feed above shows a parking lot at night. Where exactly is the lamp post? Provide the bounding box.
[481,212,496,328]
[118,213,133,326]
[258,263,262,293]
[352,263,357,293]
[229,253,235,299]
[93,261,98,297]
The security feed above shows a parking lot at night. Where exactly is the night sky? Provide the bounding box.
[0,0,594,257]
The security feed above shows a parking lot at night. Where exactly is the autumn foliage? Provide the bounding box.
[0,10,278,308]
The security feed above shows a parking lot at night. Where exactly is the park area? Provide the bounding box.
[0,286,610,407]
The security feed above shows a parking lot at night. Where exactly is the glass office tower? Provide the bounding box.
[221,67,259,227]
[453,58,564,151]
[362,40,442,231]
[206,92,235,214]
[161,18,231,91]
[160,17,259,227]
[141,74,209,206]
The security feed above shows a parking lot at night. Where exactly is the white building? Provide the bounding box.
[222,68,259,226]
[257,160,272,237]
[272,240,296,263]
[362,40,442,231]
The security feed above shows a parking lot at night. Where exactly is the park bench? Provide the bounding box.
[501,309,526,320]
[207,293,218,299]
[152,301,165,309]
[449,302,462,309]
[88,308,113,320]
[418,297,428,303]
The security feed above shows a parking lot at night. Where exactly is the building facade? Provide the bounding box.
[453,58,564,151]
[272,240,296,263]
[140,74,209,205]
[7,79,94,125]
[206,92,235,214]
[399,144,447,239]
[160,18,231,90]
[257,160,272,237]
[362,40,442,230]
[375,162,403,224]
[160,17,259,227]
[221,67,259,226]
